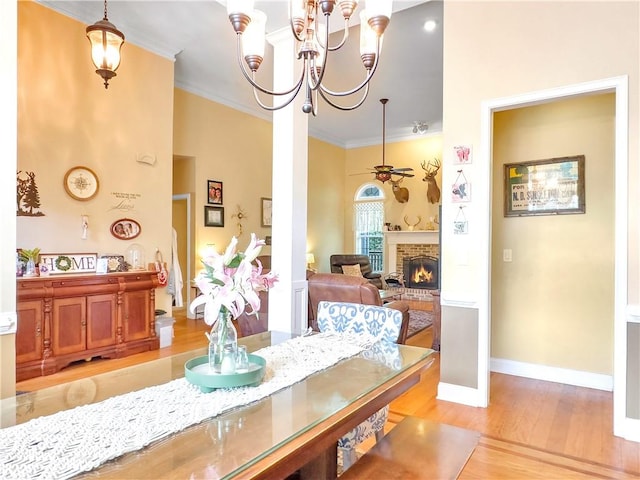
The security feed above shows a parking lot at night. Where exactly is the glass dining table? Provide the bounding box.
[1,331,435,480]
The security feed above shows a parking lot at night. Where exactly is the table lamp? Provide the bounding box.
[306,253,316,271]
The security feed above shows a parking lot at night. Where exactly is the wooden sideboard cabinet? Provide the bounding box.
[16,272,160,381]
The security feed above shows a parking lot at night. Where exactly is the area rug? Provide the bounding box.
[407,310,433,339]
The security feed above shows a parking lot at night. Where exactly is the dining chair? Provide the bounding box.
[316,300,403,471]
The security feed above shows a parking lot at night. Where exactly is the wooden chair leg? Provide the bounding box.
[374,428,385,443]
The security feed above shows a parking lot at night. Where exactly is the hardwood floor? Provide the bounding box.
[16,309,640,479]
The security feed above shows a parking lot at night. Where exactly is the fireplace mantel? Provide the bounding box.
[384,230,439,273]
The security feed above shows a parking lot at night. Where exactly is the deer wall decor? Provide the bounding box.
[404,215,422,231]
[390,177,409,203]
[421,158,441,204]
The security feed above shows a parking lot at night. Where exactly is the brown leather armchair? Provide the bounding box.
[329,254,384,289]
[307,273,410,344]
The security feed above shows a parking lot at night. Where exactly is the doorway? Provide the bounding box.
[480,76,630,438]
[171,194,191,316]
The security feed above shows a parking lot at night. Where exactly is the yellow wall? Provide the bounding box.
[16,2,175,315]
[442,1,639,404]
[491,94,615,374]
[172,89,348,276]
[442,0,639,299]
[307,137,346,272]
[172,88,274,257]
[344,135,443,252]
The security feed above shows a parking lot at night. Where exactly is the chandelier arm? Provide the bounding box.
[327,18,350,52]
[251,69,307,112]
[288,2,305,43]
[317,82,370,111]
[315,15,349,52]
[312,88,319,116]
[235,35,305,97]
[317,37,381,97]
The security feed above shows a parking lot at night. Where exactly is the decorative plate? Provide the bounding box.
[64,166,99,201]
[184,354,266,393]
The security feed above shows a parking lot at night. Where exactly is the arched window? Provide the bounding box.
[353,184,385,273]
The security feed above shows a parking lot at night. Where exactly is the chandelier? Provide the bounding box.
[226,0,393,115]
[86,0,125,89]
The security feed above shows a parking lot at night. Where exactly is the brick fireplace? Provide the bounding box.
[384,230,440,299]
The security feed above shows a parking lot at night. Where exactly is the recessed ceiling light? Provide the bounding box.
[423,19,437,32]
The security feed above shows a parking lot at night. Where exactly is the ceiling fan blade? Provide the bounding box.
[392,172,415,178]
[391,167,414,172]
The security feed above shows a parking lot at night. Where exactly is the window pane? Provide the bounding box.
[355,184,383,200]
[354,201,384,273]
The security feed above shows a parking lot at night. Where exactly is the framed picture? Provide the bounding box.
[504,155,585,217]
[205,206,224,227]
[453,145,472,165]
[110,218,141,240]
[451,170,471,203]
[100,255,126,272]
[261,197,272,227]
[207,180,223,205]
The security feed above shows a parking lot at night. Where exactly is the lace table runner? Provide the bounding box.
[1,332,373,480]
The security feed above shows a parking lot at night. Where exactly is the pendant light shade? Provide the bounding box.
[227,0,393,115]
[86,0,124,89]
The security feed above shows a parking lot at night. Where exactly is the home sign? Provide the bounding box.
[40,253,98,275]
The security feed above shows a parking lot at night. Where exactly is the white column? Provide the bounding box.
[266,28,309,335]
[0,0,18,401]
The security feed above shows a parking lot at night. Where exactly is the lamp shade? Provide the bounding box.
[242,10,267,60]
[227,0,255,16]
[359,11,379,56]
[86,18,124,88]
[306,253,316,265]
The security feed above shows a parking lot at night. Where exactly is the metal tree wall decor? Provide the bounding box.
[17,171,45,217]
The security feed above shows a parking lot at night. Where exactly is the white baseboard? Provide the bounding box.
[437,382,483,407]
[491,357,613,391]
[616,417,640,443]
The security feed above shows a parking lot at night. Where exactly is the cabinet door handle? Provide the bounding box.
[81,321,86,327]
[36,327,41,337]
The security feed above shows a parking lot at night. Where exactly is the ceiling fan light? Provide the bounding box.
[375,172,392,183]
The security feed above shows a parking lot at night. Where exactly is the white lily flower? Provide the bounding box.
[189,234,278,329]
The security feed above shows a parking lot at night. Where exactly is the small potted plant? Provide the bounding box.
[18,248,40,277]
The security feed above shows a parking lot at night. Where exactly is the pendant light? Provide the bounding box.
[86,0,125,89]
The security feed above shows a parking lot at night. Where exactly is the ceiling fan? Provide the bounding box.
[369,98,415,183]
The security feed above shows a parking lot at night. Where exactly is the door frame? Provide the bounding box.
[172,193,192,316]
[479,76,632,439]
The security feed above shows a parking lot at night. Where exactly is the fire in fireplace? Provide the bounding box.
[403,255,439,289]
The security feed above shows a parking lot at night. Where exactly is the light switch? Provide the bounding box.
[503,249,512,262]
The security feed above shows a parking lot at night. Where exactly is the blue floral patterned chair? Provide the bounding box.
[316,301,403,471]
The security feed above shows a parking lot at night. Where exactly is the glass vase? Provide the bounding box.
[24,260,37,277]
[207,309,238,374]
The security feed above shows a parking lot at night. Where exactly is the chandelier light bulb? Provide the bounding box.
[228,0,393,114]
